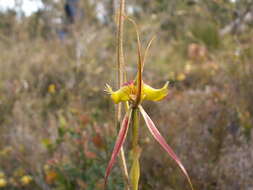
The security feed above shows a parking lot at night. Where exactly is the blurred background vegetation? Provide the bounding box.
[0,0,253,189]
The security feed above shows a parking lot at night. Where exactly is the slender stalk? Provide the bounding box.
[116,0,130,189]
[130,108,141,190]
[132,109,139,148]
[117,0,125,86]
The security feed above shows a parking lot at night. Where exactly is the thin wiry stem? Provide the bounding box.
[117,0,125,87]
[132,109,139,148]
[116,0,130,189]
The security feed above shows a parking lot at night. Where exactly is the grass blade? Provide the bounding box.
[104,109,133,187]
[139,106,194,190]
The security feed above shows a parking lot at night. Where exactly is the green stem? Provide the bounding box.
[132,109,139,148]
[130,108,141,190]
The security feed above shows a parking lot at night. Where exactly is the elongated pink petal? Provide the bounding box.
[139,106,194,190]
[104,109,132,187]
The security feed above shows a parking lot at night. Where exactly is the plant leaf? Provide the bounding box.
[139,106,194,190]
[104,109,133,187]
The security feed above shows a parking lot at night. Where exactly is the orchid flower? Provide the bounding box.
[104,19,193,190]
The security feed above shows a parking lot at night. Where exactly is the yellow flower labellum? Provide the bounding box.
[105,81,169,104]
[20,175,32,185]
[142,81,169,101]
[0,178,7,188]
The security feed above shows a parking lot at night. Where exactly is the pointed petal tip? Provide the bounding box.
[164,81,170,87]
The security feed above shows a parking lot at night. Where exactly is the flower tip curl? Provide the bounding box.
[143,81,169,101]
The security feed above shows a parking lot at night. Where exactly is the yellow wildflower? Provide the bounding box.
[0,178,7,188]
[105,81,135,104]
[177,73,186,81]
[48,84,56,94]
[105,81,168,104]
[142,82,169,101]
[20,175,32,185]
[105,17,194,190]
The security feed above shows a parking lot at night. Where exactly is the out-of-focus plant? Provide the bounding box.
[41,112,124,190]
[104,16,193,190]
[0,173,7,188]
[191,22,220,50]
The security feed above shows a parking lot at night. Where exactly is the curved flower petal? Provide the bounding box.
[104,109,133,187]
[139,106,194,190]
[143,81,169,101]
